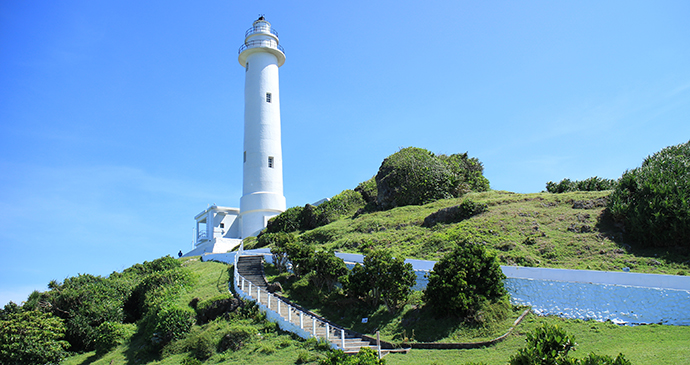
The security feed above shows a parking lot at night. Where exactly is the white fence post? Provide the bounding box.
[341,329,345,349]
[257,287,260,303]
[326,323,330,341]
[277,299,281,315]
[312,317,316,337]
[288,305,292,322]
[267,293,271,309]
[300,312,304,329]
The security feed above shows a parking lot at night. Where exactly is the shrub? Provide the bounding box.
[320,347,385,365]
[265,206,304,234]
[375,147,490,210]
[607,141,690,248]
[439,152,490,193]
[376,147,457,209]
[217,324,255,352]
[509,323,576,365]
[309,250,348,292]
[152,306,196,344]
[355,176,378,204]
[95,321,134,355]
[509,323,631,365]
[315,189,366,224]
[0,310,69,365]
[546,177,617,193]
[348,249,416,313]
[268,232,298,272]
[424,241,506,317]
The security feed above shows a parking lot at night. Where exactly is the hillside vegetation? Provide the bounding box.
[253,189,689,275]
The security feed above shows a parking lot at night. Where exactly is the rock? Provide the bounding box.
[267,282,283,293]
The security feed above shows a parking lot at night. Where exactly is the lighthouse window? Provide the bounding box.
[268,156,274,168]
[243,151,246,163]
[266,92,272,103]
[246,62,249,72]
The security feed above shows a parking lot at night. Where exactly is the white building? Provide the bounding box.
[185,17,286,256]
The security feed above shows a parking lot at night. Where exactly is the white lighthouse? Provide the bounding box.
[238,16,287,238]
[185,17,286,256]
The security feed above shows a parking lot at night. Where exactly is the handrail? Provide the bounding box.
[233,263,348,350]
[245,26,279,38]
[238,40,285,55]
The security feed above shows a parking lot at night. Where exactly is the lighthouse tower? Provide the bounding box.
[238,16,287,238]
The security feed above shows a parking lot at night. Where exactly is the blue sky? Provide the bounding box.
[1,1,689,306]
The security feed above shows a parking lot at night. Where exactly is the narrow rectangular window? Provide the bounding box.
[220,223,225,228]
[266,92,272,103]
[245,62,249,72]
[268,156,274,168]
[243,151,246,163]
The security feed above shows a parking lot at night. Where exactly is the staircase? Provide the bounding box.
[234,254,384,354]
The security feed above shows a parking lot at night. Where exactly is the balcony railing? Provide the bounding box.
[245,25,279,38]
[238,39,285,55]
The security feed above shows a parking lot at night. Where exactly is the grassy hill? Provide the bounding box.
[252,190,689,275]
[41,190,690,364]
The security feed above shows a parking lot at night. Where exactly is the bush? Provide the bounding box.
[315,189,366,225]
[217,324,255,352]
[265,206,304,234]
[509,323,631,365]
[195,294,240,324]
[607,141,690,248]
[268,232,298,273]
[376,147,457,209]
[320,347,385,365]
[424,241,506,317]
[0,311,69,365]
[509,323,575,364]
[375,147,490,210]
[152,306,196,345]
[309,250,348,292]
[95,321,134,355]
[439,152,490,193]
[546,177,617,193]
[348,249,416,313]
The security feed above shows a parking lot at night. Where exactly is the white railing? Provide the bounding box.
[233,247,348,350]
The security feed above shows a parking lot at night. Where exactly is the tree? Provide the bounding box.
[424,241,506,317]
[0,310,69,365]
[608,140,690,248]
[347,249,416,313]
[309,250,348,292]
[265,232,298,272]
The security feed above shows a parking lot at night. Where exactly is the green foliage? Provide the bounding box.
[95,321,135,355]
[546,177,617,193]
[356,176,378,204]
[152,306,196,345]
[608,140,690,248]
[347,249,416,313]
[265,206,305,233]
[316,189,366,223]
[439,152,491,193]
[424,241,506,317]
[376,147,457,209]
[126,266,197,321]
[309,250,348,292]
[0,310,69,365]
[578,352,631,365]
[284,240,315,277]
[375,147,490,210]
[30,273,128,352]
[265,190,366,234]
[217,324,256,352]
[268,232,298,273]
[509,323,631,365]
[509,323,576,365]
[320,346,385,365]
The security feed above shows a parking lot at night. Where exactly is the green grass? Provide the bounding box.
[385,315,690,365]
[295,190,689,275]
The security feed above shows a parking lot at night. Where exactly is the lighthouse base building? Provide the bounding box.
[184,16,286,256]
